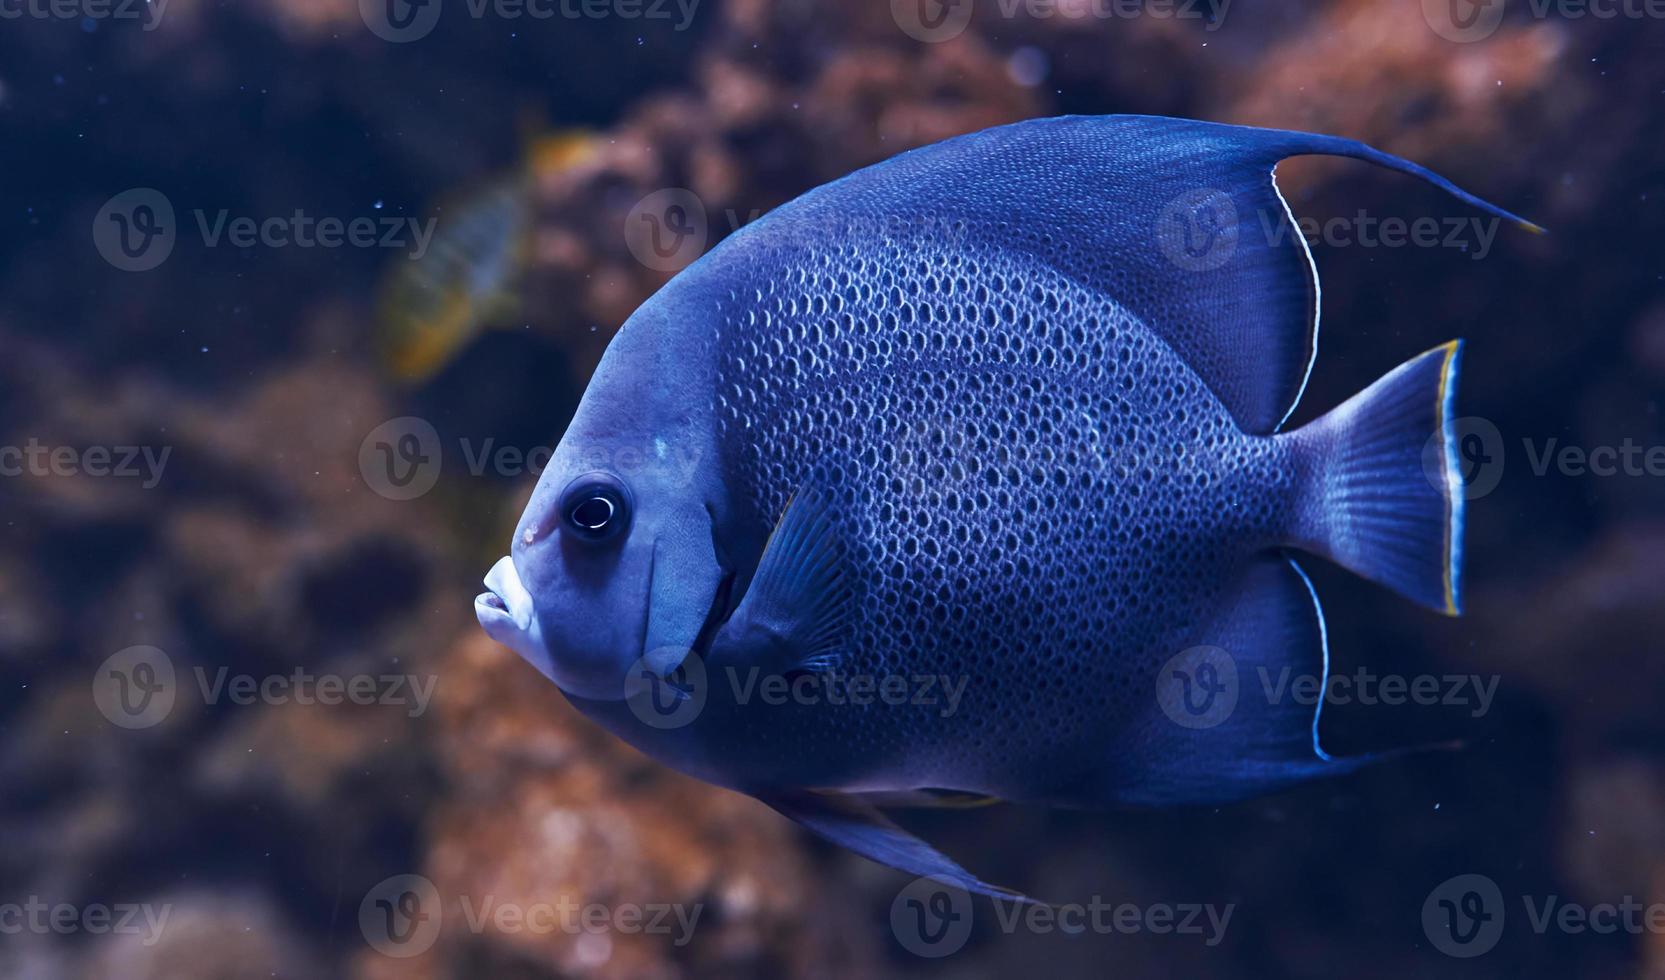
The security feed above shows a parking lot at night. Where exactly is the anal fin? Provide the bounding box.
[1119,554,1377,806]
[759,790,1039,904]
[853,789,1004,810]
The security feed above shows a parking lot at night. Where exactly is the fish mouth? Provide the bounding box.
[474,553,645,700]
[477,555,535,630]
[475,556,554,680]
[473,540,729,701]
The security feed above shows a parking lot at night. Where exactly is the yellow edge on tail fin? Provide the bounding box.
[1433,339,1464,617]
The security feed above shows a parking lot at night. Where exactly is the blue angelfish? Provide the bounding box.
[475,115,1536,900]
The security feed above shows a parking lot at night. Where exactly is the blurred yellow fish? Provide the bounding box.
[376,131,596,382]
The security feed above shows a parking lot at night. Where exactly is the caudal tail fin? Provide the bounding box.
[1286,341,1465,615]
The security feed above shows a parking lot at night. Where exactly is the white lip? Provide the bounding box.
[481,555,534,631]
[475,556,556,682]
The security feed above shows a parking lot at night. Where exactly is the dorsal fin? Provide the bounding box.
[753,115,1537,434]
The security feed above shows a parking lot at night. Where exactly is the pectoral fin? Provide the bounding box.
[759,790,1038,904]
[712,481,854,675]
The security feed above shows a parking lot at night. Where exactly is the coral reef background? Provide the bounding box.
[0,0,1661,976]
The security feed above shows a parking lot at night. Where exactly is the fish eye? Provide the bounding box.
[559,473,632,543]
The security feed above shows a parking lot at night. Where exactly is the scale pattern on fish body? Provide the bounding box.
[696,228,1296,796]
